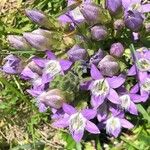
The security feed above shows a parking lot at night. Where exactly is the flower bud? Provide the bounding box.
[98,55,120,77]
[25,9,54,29]
[110,42,124,58]
[80,3,111,25]
[23,32,52,50]
[91,25,108,41]
[26,61,42,75]
[90,49,105,65]
[145,23,150,32]
[105,0,122,15]
[7,35,31,50]
[67,45,87,62]
[124,10,144,32]
[38,89,65,109]
[32,28,53,38]
[114,19,125,30]
[1,54,22,74]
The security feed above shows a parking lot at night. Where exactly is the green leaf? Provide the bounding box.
[137,104,150,123]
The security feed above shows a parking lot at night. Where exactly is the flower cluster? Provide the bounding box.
[1,0,150,142]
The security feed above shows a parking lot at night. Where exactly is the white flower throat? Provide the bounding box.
[69,113,86,132]
[120,94,131,110]
[141,78,150,92]
[138,58,150,72]
[44,60,61,77]
[106,116,121,132]
[92,79,110,96]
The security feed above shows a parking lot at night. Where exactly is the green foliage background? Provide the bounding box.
[0,0,150,150]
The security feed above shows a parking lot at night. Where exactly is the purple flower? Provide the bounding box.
[7,35,31,50]
[79,3,103,25]
[33,50,72,82]
[82,64,125,108]
[98,55,120,77]
[23,32,52,50]
[25,9,52,29]
[1,54,22,74]
[90,25,108,41]
[89,49,106,66]
[52,103,99,142]
[122,0,150,13]
[110,42,125,58]
[113,19,125,30]
[37,89,65,109]
[124,10,144,32]
[106,115,134,137]
[105,0,122,15]
[128,48,150,101]
[67,45,87,62]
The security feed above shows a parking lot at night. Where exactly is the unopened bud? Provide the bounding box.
[110,42,124,58]
[67,45,87,62]
[7,35,31,50]
[98,55,120,77]
[80,3,111,25]
[25,9,55,29]
[114,19,125,30]
[23,32,52,50]
[105,0,122,15]
[125,10,144,32]
[38,89,65,109]
[91,25,108,41]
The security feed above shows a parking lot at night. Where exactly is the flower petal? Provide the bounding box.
[59,60,72,71]
[128,101,138,115]
[62,103,77,115]
[141,4,150,13]
[91,95,105,108]
[52,117,69,128]
[107,75,126,89]
[71,130,84,143]
[111,128,121,138]
[130,84,139,94]
[85,120,100,134]
[81,109,96,120]
[46,50,56,60]
[120,119,134,129]
[107,88,120,104]
[80,80,92,90]
[33,58,47,68]
[129,93,147,103]
[90,64,103,80]
[128,65,136,76]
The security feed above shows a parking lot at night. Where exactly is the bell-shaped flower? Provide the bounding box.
[81,64,125,108]
[1,54,22,74]
[106,115,134,137]
[7,35,31,50]
[52,103,100,142]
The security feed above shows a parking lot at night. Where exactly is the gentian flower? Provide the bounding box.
[32,50,72,82]
[106,114,134,137]
[113,19,125,30]
[7,35,31,50]
[37,89,65,109]
[89,49,106,66]
[25,9,54,29]
[105,0,122,15]
[98,55,120,77]
[1,54,22,74]
[23,32,52,51]
[67,45,87,62]
[52,103,99,142]
[124,10,144,32]
[82,64,125,108]
[90,25,108,41]
[110,42,125,58]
